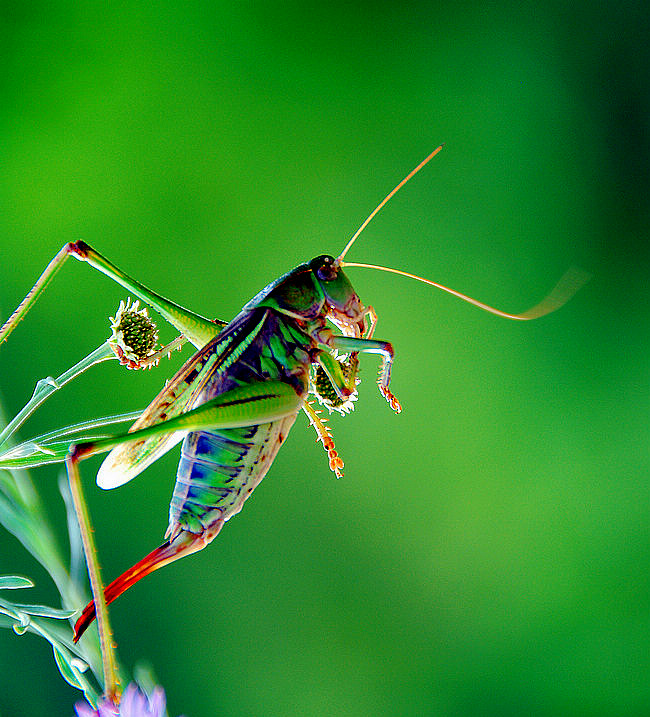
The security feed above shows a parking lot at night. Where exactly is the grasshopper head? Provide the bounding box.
[310,254,365,337]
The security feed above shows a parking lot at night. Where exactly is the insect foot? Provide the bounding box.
[379,385,402,414]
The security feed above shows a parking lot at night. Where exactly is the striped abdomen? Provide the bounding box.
[169,416,296,536]
[166,307,315,537]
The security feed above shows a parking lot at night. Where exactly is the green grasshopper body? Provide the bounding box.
[72,252,397,640]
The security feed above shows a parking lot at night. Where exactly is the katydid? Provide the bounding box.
[0,145,589,652]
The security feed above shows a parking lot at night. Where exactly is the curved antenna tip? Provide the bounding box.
[341,262,591,321]
[515,265,591,320]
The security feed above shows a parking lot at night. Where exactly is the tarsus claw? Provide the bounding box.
[379,386,402,414]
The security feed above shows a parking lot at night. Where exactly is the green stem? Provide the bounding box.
[66,455,119,700]
[0,342,116,449]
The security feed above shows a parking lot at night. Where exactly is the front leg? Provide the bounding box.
[328,336,401,413]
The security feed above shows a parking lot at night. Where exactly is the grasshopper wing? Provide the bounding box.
[96,309,272,489]
[97,322,242,489]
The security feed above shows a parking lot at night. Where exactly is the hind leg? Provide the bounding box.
[73,520,224,643]
[67,379,303,661]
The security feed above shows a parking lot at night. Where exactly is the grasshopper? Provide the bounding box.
[0,145,588,665]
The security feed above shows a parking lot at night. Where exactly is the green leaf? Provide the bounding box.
[0,602,19,620]
[0,410,141,470]
[53,645,84,690]
[0,442,69,470]
[12,603,77,619]
[0,590,99,700]
[0,576,34,590]
[0,471,24,506]
[0,605,20,627]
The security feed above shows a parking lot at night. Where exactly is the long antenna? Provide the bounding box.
[335,144,444,265]
[340,263,591,320]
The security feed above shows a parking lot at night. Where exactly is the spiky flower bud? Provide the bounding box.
[313,354,360,415]
[314,365,343,405]
[108,299,159,369]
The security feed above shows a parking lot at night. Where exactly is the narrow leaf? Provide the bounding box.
[26,410,141,442]
[0,614,14,629]
[53,645,84,690]
[0,576,34,590]
[0,602,20,620]
[0,411,142,470]
[0,443,72,470]
[0,471,24,505]
[12,603,78,619]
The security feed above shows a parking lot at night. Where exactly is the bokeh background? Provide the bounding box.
[1,2,649,715]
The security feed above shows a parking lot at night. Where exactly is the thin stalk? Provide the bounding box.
[66,455,119,700]
[0,342,117,448]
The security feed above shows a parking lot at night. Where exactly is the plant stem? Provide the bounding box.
[0,342,116,449]
[66,454,119,701]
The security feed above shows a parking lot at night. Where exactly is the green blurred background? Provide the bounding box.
[1,1,648,715]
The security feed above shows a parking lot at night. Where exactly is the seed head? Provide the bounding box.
[108,299,159,369]
[313,354,359,415]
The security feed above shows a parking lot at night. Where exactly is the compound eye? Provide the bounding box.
[316,256,338,282]
[318,264,337,282]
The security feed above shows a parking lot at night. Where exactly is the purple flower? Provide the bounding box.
[75,684,167,717]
